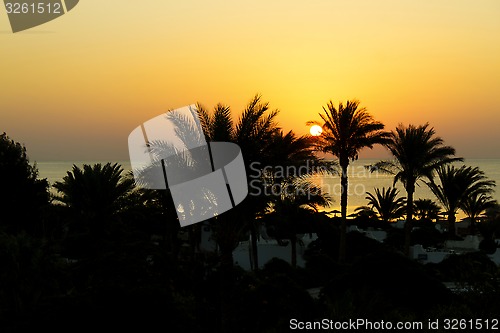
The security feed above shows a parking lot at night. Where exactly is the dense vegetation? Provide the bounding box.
[1,98,499,332]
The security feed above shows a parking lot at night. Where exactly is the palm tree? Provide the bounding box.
[198,97,330,270]
[461,192,497,235]
[372,123,461,255]
[53,163,135,219]
[197,95,281,271]
[427,165,496,237]
[266,130,318,169]
[365,187,406,223]
[353,206,378,219]
[141,96,330,331]
[197,96,320,332]
[260,130,334,269]
[308,99,389,262]
[413,199,441,221]
[266,176,332,267]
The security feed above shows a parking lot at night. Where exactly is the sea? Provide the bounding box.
[37,159,500,220]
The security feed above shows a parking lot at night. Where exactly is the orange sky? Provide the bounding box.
[1,0,499,161]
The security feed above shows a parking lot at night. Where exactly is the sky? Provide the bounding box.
[1,0,499,161]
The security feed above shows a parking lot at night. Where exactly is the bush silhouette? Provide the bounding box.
[0,133,49,234]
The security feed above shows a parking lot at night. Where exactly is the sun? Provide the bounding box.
[309,125,323,136]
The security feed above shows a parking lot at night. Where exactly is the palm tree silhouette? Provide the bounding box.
[196,95,281,271]
[53,163,135,219]
[265,130,319,168]
[364,187,406,223]
[308,100,389,262]
[196,96,290,332]
[53,163,141,266]
[427,165,496,237]
[461,192,497,235]
[266,175,332,267]
[371,123,461,255]
[413,199,441,221]
[139,96,301,272]
[258,129,336,270]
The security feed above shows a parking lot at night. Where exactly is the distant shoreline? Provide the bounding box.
[38,158,500,221]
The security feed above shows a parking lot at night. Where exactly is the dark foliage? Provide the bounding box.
[0,133,49,234]
[321,251,454,318]
[1,124,499,332]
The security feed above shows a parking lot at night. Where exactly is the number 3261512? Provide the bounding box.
[443,319,498,330]
[5,2,62,14]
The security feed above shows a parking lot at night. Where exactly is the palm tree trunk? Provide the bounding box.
[470,217,477,235]
[291,233,297,268]
[219,248,234,333]
[339,160,349,263]
[448,212,456,237]
[404,188,414,256]
[188,225,197,255]
[250,220,259,271]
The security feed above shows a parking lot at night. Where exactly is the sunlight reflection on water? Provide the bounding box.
[37,159,499,219]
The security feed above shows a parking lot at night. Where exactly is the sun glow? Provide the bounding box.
[310,125,322,136]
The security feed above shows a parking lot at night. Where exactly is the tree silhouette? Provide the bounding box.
[308,100,389,262]
[266,175,332,267]
[260,130,334,268]
[462,192,497,235]
[413,199,441,221]
[364,187,406,223]
[0,132,49,235]
[427,165,496,237]
[53,163,135,219]
[191,96,287,332]
[52,162,138,251]
[371,123,461,255]
[196,95,281,271]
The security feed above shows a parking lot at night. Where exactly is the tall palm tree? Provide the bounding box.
[198,98,329,270]
[145,96,319,271]
[197,96,322,332]
[427,165,496,237]
[461,192,497,235]
[372,123,461,255]
[413,199,441,221]
[134,100,271,333]
[197,95,281,271]
[308,100,389,262]
[365,187,406,223]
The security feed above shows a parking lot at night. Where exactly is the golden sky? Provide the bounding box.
[1,0,499,161]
